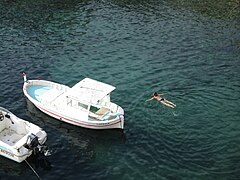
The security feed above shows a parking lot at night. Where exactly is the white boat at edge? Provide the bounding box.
[22,73,124,130]
[0,107,48,163]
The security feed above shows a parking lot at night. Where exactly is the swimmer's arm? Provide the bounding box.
[146,97,154,102]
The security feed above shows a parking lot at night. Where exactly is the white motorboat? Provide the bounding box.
[22,73,124,129]
[0,107,49,163]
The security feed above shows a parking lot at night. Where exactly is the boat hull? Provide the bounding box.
[0,107,47,163]
[35,103,124,129]
[0,132,47,163]
[0,147,31,163]
[23,79,124,130]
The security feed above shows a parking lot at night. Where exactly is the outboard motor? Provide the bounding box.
[24,133,50,156]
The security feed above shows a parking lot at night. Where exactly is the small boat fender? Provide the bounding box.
[0,112,4,121]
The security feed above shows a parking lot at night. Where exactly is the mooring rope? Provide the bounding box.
[25,159,42,180]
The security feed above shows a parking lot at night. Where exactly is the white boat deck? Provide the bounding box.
[0,128,25,146]
[39,88,64,103]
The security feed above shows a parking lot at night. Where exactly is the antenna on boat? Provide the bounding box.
[22,72,27,82]
[25,159,42,180]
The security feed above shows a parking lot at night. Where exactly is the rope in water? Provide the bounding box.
[25,159,42,180]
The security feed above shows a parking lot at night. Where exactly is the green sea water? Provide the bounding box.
[0,0,240,179]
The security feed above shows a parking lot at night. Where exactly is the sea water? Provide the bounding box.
[0,0,239,179]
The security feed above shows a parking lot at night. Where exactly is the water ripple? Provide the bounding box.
[0,0,240,179]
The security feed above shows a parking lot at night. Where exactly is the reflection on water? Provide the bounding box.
[0,157,26,177]
[25,99,127,179]
[0,0,88,28]
[173,0,240,20]
[0,145,51,179]
[26,99,126,161]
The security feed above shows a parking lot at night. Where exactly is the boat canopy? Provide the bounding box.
[66,78,116,104]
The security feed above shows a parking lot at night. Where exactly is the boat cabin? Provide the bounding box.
[64,78,116,119]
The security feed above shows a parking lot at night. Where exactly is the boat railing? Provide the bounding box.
[54,83,69,93]
[0,107,12,114]
[29,80,69,93]
[98,101,118,112]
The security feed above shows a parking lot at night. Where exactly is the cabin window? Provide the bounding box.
[90,106,100,113]
[78,102,88,110]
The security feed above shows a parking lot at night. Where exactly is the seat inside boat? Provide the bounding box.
[0,116,26,146]
[88,107,110,121]
[95,107,109,116]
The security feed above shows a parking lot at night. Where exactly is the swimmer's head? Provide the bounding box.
[153,92,158,96]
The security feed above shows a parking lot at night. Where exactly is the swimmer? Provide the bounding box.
[146,92,176,108]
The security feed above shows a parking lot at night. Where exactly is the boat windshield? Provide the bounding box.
[89,106,100,113]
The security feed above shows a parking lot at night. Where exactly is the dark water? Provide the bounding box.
[0,0,240,179]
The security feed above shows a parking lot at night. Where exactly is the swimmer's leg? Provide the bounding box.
[161,101,175,108]
[164,100,176,107]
